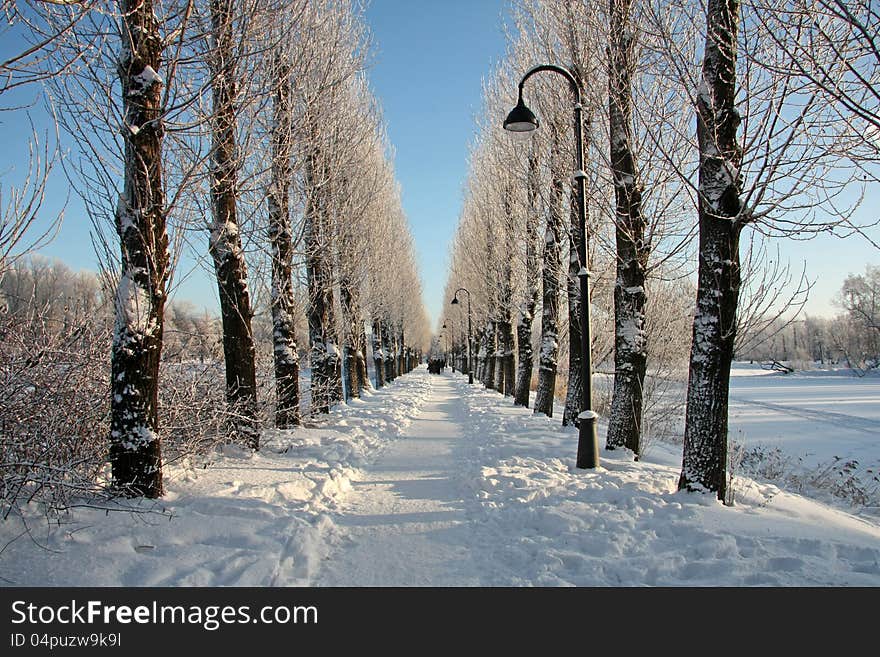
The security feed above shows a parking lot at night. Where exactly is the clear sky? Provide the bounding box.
[363,0,509,328]
[2,0,877,328]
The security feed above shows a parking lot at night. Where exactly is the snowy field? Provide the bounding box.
[1,365,879,586]
[729,364,880,471]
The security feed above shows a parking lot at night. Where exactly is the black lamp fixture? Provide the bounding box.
[502,96,539,133]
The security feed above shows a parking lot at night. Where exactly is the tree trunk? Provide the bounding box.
[109,0,168,497]
[493,322,504,392]
[534,130,565,417]
[357,324,370,392]
[563,179,584,427]
[606,0,649,456]
[305,139,330,414]
[514,153,540,407]
[679,0,744,502]
[476,326,486,382]
[372,318,385,388]
[209,0,258,448]
[484,321,498,389]
[340,277,361,400]
[268,52,299,428]
[383,321,395,382]
[500,269,516,397]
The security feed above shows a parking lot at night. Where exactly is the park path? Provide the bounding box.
[314,374,482,586]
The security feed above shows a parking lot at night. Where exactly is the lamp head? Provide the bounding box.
[503,97,539,134]
[451,296,459,305]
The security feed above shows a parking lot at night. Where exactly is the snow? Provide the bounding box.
[133,65,163,88]
[113,272,154,338]
[697,77,712,108]
[2,366,879,586]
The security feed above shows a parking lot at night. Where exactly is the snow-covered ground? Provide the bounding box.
[2,365,879,586]
[729,365,880,465]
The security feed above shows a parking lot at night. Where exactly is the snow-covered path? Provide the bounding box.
[316,376,480,586]
[3,366,880,587]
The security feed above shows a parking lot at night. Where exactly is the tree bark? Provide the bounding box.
[267,52,299,428]
[109,0,168,497]
[533,131,565,417]
[679,0,744,502]
[208,0,259,448]
[606,0,649,456]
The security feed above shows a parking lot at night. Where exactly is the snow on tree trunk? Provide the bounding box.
[209,0,259,448]
[372,318,385,388]
[267,52,299,428]
[533,133,565,417]
[110,0,168,498]
[606,0,649,456]
[680,0,744,501]
[514,153,541,407]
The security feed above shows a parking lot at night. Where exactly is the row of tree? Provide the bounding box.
[443,0,878,501]
[1,0,430,501]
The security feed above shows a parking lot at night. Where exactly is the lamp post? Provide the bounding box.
[503,64,598,470]
[451,287,474,384]
[454,300,465,374]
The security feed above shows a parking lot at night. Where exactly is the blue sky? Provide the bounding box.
[364,0,509,327]
[2,0,876,328]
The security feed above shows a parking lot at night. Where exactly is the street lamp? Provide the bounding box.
[503,64,598,470]
[451,287,474,384]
